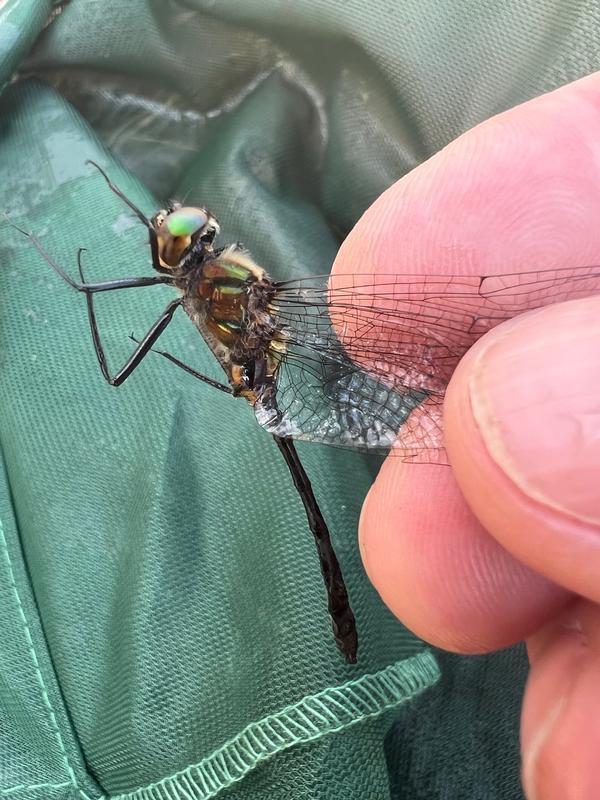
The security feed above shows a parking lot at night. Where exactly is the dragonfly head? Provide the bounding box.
[152,204,220,271]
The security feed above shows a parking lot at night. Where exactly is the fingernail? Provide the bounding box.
[467,297,600,525]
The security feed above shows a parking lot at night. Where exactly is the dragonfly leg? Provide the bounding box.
[86,297,182,386]
[86,159,163,273]
[273,434,358,663]
[77,248,182,386]
[5,216,172,293]
[128,335,232,394]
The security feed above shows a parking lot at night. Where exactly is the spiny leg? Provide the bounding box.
[86,159,162,272]
[128,334,231,394]
[4,216,171,293]
[273,434,358,663]
[77,249,182,386]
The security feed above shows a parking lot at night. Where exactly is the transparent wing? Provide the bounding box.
[254,264,600,462]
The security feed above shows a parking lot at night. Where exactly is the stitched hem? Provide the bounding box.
[0,782,72,797]
[112,649,440,800]
[0,517,80,794]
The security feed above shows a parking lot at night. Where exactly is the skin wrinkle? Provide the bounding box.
[521,695,566,800]
[523,602,600,800]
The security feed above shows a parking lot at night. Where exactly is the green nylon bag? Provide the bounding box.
[0,1,595,798]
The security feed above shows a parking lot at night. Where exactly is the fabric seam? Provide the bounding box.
[0,781,72,797]
[0,517,81,796]
[110,649,440,800]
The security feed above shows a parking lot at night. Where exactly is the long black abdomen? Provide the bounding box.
[274,435,358,663]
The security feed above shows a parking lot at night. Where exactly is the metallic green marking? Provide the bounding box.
[218,284,245,295]
[220,262,252,282]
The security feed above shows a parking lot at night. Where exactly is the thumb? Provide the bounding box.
[444,294,600,600]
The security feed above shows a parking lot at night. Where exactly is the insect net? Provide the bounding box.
[0,1,594,798]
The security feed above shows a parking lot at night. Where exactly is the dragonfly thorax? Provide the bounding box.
[187,247,286,402]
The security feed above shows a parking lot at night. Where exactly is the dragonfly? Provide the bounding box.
[8,162,600,663]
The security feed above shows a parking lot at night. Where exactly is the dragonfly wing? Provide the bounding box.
[254,335,427,454]
[258,264,600,461]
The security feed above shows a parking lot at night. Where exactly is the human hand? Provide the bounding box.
[333,71,600,800]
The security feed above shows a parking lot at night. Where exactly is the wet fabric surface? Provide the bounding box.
[0,1,597,798]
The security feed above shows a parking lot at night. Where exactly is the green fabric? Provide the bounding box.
[0,1,596,798]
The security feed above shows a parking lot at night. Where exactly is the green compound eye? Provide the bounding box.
[165,208,208,237]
